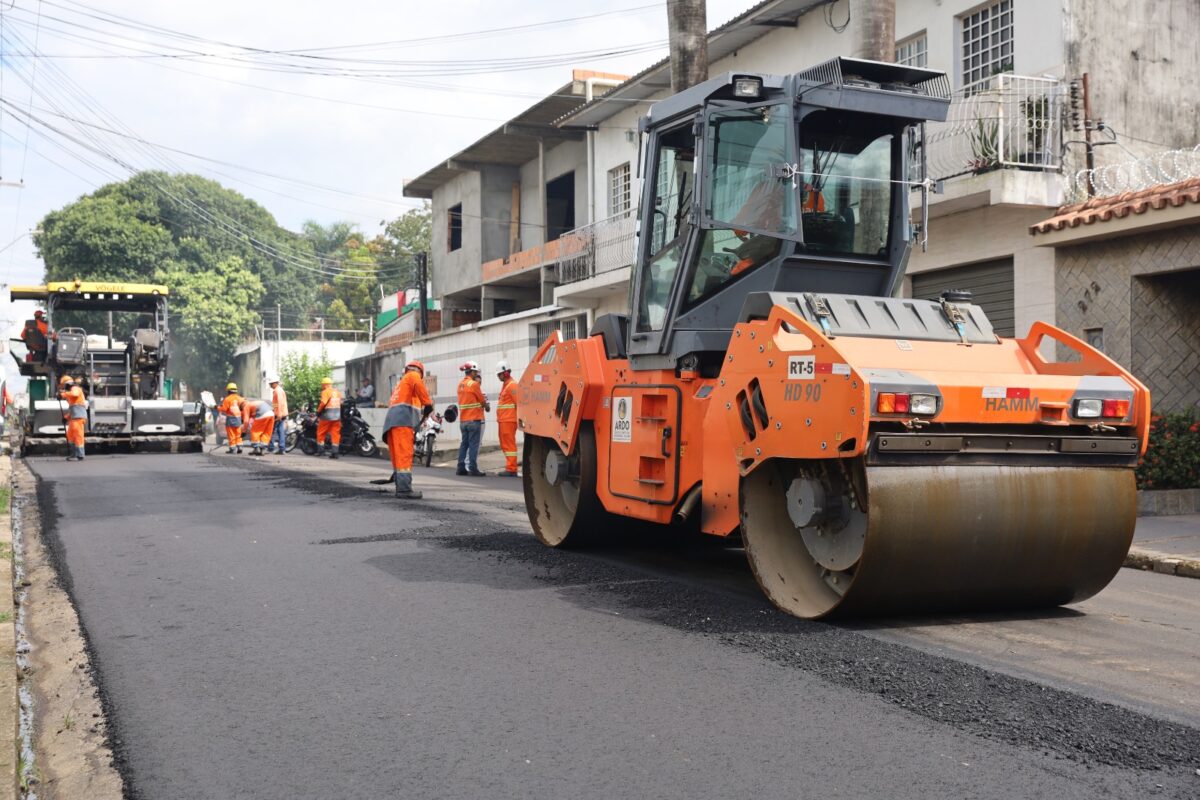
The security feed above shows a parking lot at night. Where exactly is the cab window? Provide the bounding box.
[637,125,695,332]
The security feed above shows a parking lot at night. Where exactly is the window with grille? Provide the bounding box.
[534,315,585,344]
[960,0,1013,88]
[895,33,927,68]
[608,162,631,216]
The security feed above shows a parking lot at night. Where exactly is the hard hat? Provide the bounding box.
[59,375,73,385]
[405,359,425,374]
[496,360,511,374]
[266,374,280,384]
[321,377,333,385]
[34,309,44,318]
[460,360,479,372]
[226,382,238,391]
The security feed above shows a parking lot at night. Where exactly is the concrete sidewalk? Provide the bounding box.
[1128,514,1200,578]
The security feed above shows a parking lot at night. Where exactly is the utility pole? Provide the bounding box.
[1082,72,1097,197]
[853,0,895,62]
[667,0,707,93]
[416,252,429,336]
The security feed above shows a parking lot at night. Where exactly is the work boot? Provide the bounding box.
[236,446,243,454]
[468,469,486,477]
[455,467,468,476]
[501,471,520,478]
[396,487,424,500]
[330,451,339,460]
[226,447,235,454]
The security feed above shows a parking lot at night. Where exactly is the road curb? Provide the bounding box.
[0,455,16,800]
[1124,547,1200,579]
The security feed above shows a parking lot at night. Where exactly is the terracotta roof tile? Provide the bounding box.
[1030,176,1200,235]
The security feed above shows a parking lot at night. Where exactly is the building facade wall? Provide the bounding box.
[431,170,483,298]
[1053,224,1200,412]
[1064,0,1200,172]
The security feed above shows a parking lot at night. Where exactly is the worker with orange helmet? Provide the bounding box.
[241,396,276,456]
[59,375,87,461]
[456,361,489,476]
[495,360,519,477]
[316,376,342,459]
[218,382,245,454]
[379,359,433,499]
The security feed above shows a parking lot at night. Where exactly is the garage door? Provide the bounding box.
[911,259,1015,337]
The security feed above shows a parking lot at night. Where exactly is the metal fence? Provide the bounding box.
[926,73,1064,182]
[557,209,638,285]
[1067,145,1200,203]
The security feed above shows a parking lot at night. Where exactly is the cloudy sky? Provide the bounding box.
[0,0,751,302]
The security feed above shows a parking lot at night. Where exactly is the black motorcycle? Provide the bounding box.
[297,397,379,458]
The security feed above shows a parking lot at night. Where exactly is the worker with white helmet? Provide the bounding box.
[456,360,489,476]
[495,360,519,477]
[266,374,289,455]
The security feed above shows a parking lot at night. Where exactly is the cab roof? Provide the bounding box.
[10,281,170,301]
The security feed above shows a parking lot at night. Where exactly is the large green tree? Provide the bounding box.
[33,171,319,387]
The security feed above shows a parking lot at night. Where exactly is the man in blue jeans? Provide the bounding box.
[455,361,489,476]
[266,374,289,455]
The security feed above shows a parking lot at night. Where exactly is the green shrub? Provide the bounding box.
[1136,410,1200,490]
[279,351,336,411]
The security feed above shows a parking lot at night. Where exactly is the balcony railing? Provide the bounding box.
[926,74,1064,183]
[558,209,638,285]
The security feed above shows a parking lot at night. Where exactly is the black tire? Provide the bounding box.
[298,436,318,456]
[285,430,298,452]
[523,424,613,548]
[423,437,434,468]
[356,436,379,458]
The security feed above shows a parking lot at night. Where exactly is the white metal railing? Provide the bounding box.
[557,209,638,285]
[926,74,1064,182]
[1067,145,1200,203]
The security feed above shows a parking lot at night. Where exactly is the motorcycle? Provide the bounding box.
[414,412,444,468]
[297,398,379,458]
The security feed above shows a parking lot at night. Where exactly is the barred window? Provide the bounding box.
[895,33,927,68]
[960,0,1013,88]
[608,162,631,216]
[534,315,585,344]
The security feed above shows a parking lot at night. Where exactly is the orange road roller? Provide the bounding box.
[516,59,1150,618]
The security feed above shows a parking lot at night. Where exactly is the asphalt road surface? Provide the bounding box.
[26,452,1200,799]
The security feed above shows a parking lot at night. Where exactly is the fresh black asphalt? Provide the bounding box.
[27,453,1200,799]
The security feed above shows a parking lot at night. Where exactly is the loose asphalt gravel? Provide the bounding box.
[25,452,1200,799]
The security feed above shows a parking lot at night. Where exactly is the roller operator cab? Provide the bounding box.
[517,59,1151,619]
[9,280,205,455]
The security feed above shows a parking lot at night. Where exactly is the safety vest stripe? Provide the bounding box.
[497,404,516,409]
[397,468,412,473]
[459,403,482,409]
[503,451,518,457]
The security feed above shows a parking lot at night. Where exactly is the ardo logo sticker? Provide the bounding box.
[612,397,632,443]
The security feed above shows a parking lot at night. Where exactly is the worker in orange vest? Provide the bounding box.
[22,309,50,363]
[316,376,342,459]
[218,382,245,454]
[495,360,519,477]
[379,360,433,499]
[59,375,87,461]
[456,361,489,476]
[242,397,275,457]
[266,375,289,455]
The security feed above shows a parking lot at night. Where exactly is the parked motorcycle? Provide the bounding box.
[414,412,444,468]
[296,398,379,457]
